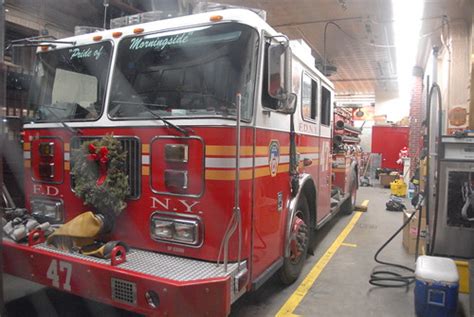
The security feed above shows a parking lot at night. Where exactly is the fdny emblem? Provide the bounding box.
[269,140,280,177]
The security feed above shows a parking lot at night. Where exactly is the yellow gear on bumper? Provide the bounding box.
[46,211,103,251]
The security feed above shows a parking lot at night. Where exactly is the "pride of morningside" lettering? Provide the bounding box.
[69,45,105,60]
[129,32,193,51]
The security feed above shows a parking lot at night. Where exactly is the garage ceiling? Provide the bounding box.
[6,0,471,99]
[218,0,398,98]
[416,0,471,69]
[217,0,470,99]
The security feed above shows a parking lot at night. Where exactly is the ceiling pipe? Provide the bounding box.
[332,77,397,82]
[273,16,362,28]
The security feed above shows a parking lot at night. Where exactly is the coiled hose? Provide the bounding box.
[369,195,424,287]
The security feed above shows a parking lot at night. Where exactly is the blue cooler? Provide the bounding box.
[414,256,459,317]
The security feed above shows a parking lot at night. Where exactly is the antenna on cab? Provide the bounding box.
[103,0,110,29]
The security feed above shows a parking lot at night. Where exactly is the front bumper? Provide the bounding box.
[3,239,241,316]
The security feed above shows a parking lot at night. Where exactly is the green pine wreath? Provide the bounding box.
[71,134,129,216]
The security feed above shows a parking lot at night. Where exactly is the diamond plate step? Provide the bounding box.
[32,243,240,282]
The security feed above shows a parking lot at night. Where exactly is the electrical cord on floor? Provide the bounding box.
[369,195,424,288]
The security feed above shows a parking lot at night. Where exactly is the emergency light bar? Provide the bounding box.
[110,11,169,29]
[74,26,104,36]
[193,2,267,21]
[109,2,267,29]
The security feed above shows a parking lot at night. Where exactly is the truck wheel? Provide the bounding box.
[341,169,357,215]
[279,197,310,285]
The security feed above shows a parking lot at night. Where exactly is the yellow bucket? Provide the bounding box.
[390,179,407,197]
[455,260,469,294]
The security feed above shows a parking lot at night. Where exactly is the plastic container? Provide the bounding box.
[407,183,415,200]
[390,178,407,197]
[415,256,459,317]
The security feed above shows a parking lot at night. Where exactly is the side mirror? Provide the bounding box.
[267,41,294,114]
[268,43,285,99]
[277,93,297,114]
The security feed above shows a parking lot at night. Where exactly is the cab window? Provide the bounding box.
[301,74,317,121]
[321,86,331,126]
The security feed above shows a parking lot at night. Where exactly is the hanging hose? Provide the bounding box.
[427,83,443,255]
[369,195,424,288]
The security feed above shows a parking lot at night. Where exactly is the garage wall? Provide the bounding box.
[374,89,404,123]
[424,19,471,134]
[446,20,470,133]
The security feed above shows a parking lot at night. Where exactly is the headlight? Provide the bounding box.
[152,220,174,239]
[174,222,198,244]
[31,198,64,223]
[150,213,201,246]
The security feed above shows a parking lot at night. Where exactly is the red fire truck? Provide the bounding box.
[3,6,359,316]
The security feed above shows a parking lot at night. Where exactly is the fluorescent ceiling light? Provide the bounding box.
[392,0,424,117]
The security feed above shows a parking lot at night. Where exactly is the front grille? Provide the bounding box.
[111,278,137,305]
[70,137,141,199]
[120,138,141,198]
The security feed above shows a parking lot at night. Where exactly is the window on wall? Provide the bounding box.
[321,86,331,126]
[301,74,318,121]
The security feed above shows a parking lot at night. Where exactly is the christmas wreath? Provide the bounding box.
[71,135,129,217]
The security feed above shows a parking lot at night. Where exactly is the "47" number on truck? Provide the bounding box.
[46,259,72,291]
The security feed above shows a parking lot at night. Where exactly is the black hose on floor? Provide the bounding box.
[369,195,424,288]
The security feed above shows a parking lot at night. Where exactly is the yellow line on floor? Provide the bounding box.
[275,212,363,317]
[341,242,357,248]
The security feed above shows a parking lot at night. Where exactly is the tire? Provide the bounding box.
[278,197,310,285]
[341,169,358,215]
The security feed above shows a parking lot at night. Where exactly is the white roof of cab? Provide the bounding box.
[39,8,333,89]
[46,9,269,49]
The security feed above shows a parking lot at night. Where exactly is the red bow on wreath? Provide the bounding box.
[88,143,109,186]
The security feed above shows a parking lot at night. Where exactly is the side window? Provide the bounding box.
[262,42,279,110]
[321,86,331,126]
[301,74,317,121]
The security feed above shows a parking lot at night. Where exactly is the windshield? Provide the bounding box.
[109,23,258,121]
[29,42,112,122]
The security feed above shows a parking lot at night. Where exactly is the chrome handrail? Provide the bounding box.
[218,94,243,273]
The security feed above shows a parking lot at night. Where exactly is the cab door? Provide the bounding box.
[317,84,333,221]
[251,35,293,280]
[299,73,324,219]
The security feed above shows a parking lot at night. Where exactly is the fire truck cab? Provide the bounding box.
[3,6,358,316]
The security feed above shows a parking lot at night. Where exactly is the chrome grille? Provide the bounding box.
[70,137,141,199]
[119,138,140,198]
[111,278,137,305]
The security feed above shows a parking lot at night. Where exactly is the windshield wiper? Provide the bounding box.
[112,100,169,110]
[35,105,82,135]
[111,101,191,136]
[5,36,76,50]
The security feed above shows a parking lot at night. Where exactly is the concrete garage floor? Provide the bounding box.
[231,186,470,317]
[3,186,470,316]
